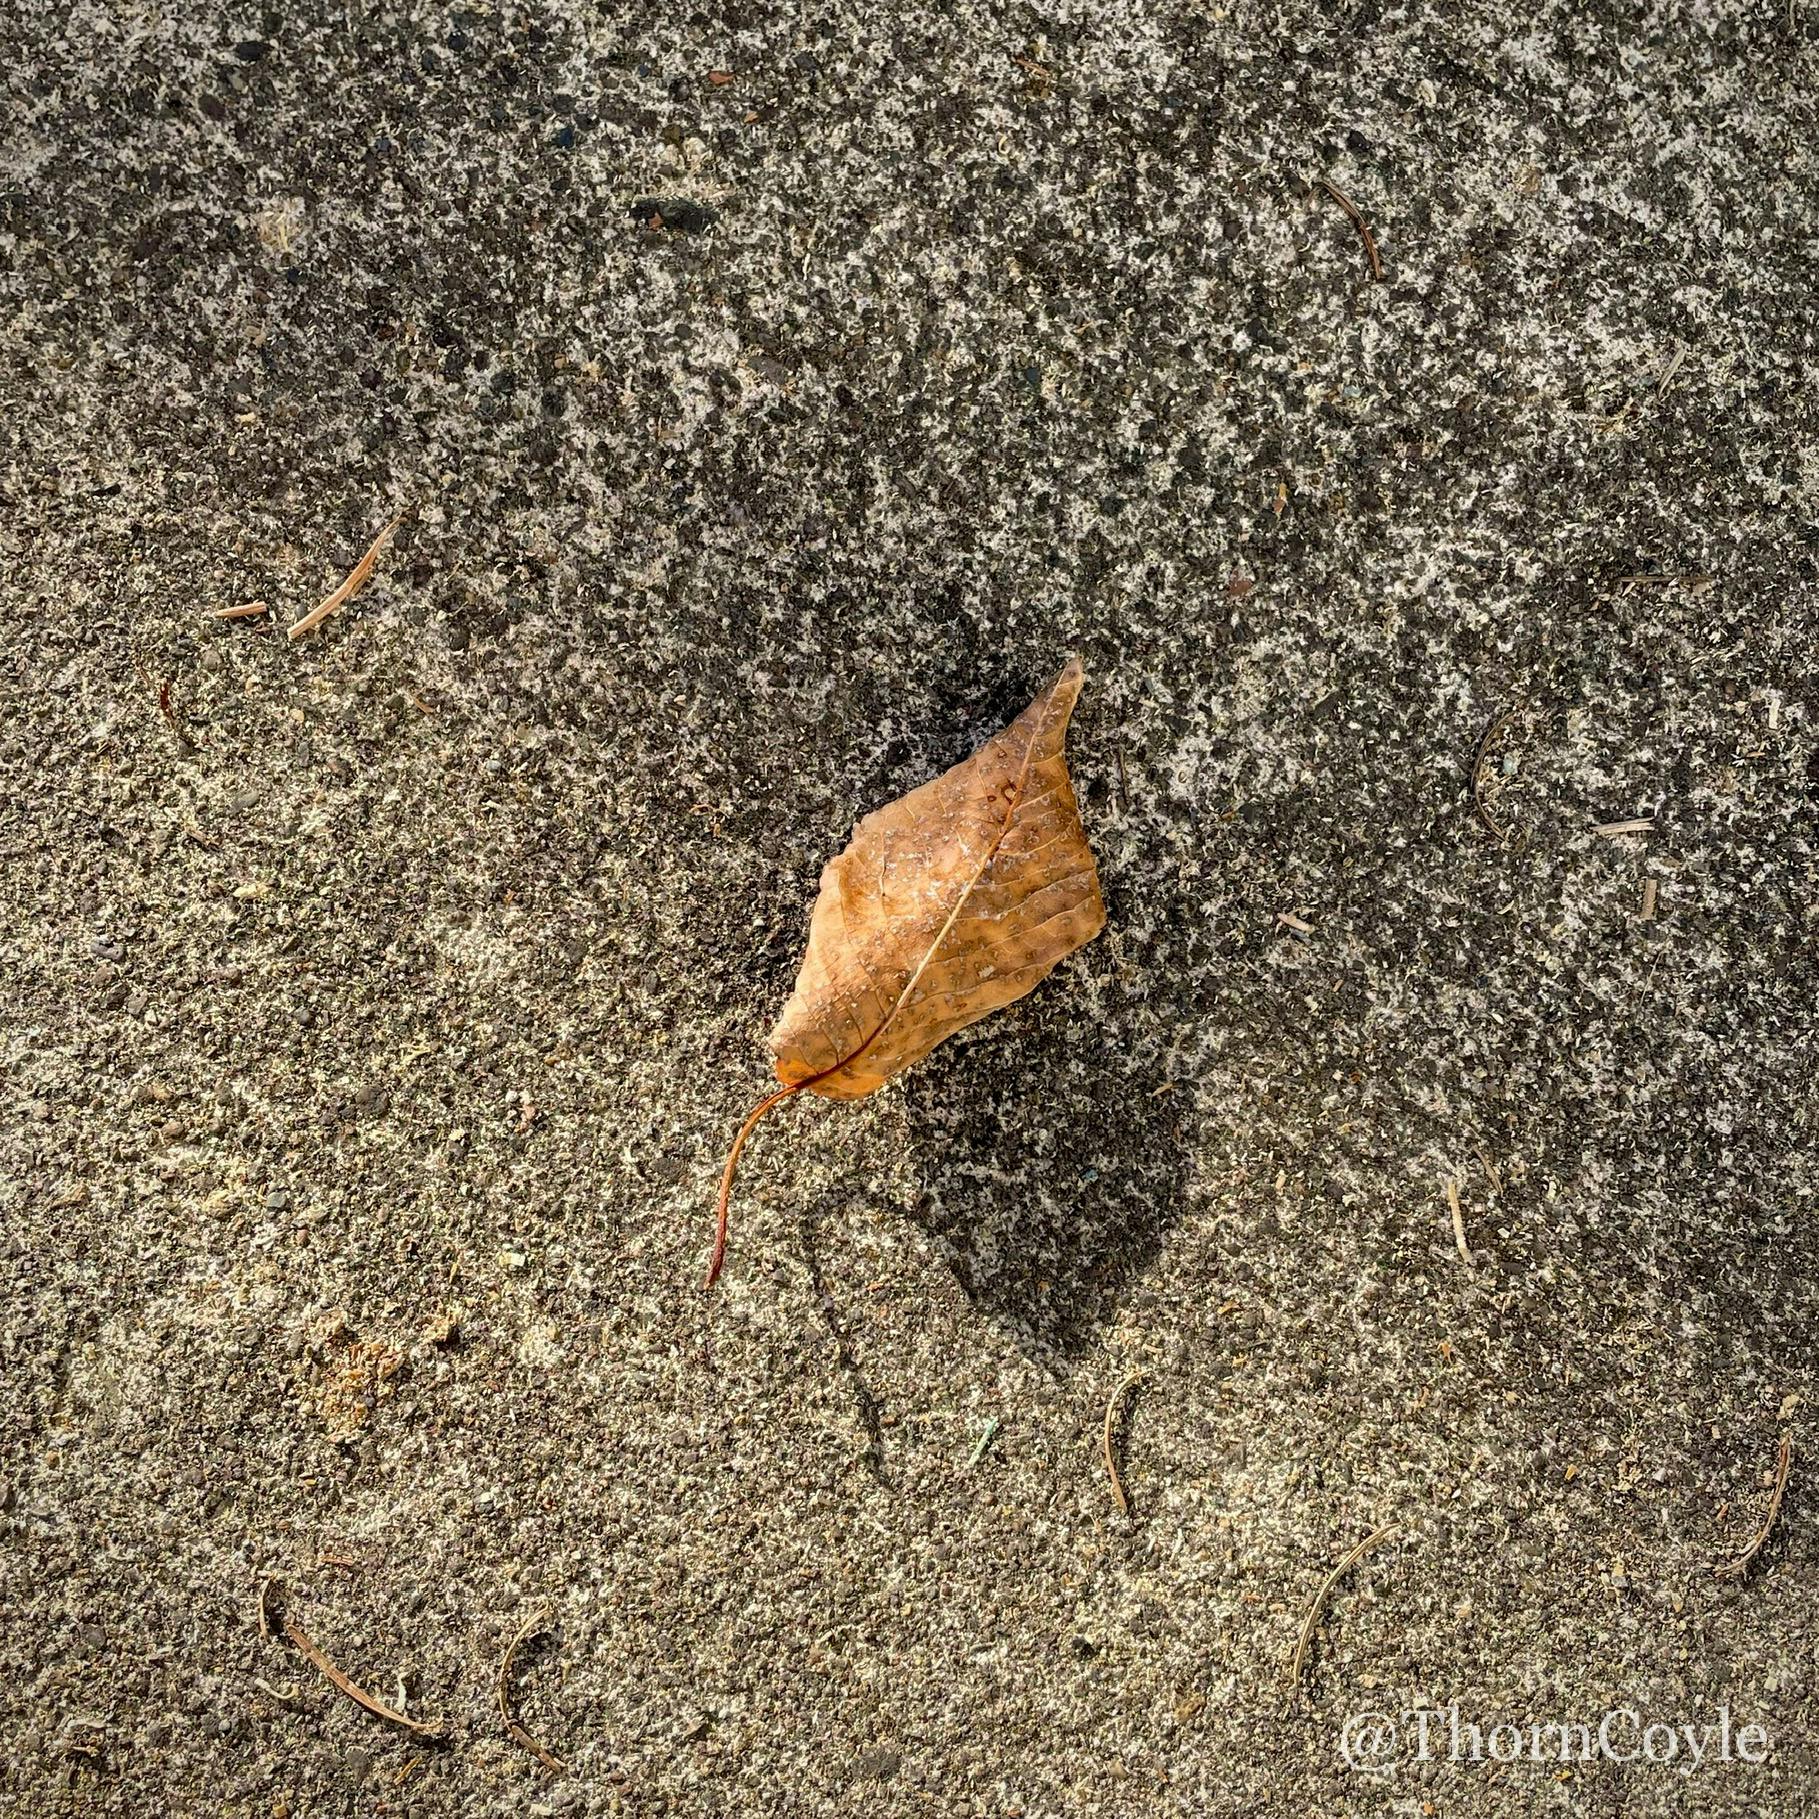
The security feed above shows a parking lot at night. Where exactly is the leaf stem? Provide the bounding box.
[708,1083,806,1287]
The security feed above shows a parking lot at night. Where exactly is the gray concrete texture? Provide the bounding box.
[3,0,1817,1813]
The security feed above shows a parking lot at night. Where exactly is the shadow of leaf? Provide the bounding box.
[799,1189,891,1487]
[897,999,1193,1362]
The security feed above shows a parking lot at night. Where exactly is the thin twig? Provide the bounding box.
[497,1610,568,1774]
[1289,1522,1398,1687]
[1474,1144,1503,1197]
[289,513,404,641]
[1715,1435,1793,1579]
[1595,818,1655,837]
[1008,53,1061,95]
[1469,709,1516,839]
[211,601,270,620]
[156,678,194,749]
[272,1591,449,1739]
[1446,1178,1472,1265]
[1317,178,1384,281]
[1102,1371,1146,1517]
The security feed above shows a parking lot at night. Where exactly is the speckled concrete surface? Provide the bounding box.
[4,2,1818,1814]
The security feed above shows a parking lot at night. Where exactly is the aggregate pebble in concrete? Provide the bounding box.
[3,1,1817,1814]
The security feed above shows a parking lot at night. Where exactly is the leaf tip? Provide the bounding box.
[1046,653,1088,717]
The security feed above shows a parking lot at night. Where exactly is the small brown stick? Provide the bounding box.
[1474,1145,1503,1196]
[211,601,270,620]
[1009,53,1057,95]
[1715,1434,1793,1579]
[1102,1370,1147,1517]
[1640,878,1658,921]
[1276,910,1315,935]
[1469,709,1516,839]
[289,513,404,641]
[271,1590,448,1739]
[1289,1522,1398,1687]
[1595,818,1655,837]
[1318,178,1383,282]
[1446,1178,1472,1265]
[497,1610,568,1774]
[156,678,194,749]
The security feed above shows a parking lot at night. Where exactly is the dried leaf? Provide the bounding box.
[709,658,1105,1284]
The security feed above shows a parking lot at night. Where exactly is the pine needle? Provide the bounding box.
[1715,1435,1793,1579]
[289,514,404,640]
[1289,1522,1398,1687]
[497,1610,568,1774]
[267,1585,448,1739]
[1102,1371,1147,1517]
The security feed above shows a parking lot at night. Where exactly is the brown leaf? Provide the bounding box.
[709,658,1105,1284]
[772,658,1104,1093]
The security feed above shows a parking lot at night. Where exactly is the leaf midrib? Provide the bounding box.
[806,679,1064,1088]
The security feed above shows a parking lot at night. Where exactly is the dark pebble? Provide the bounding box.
[852,1747,900,1781]
[630,197,718,235]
